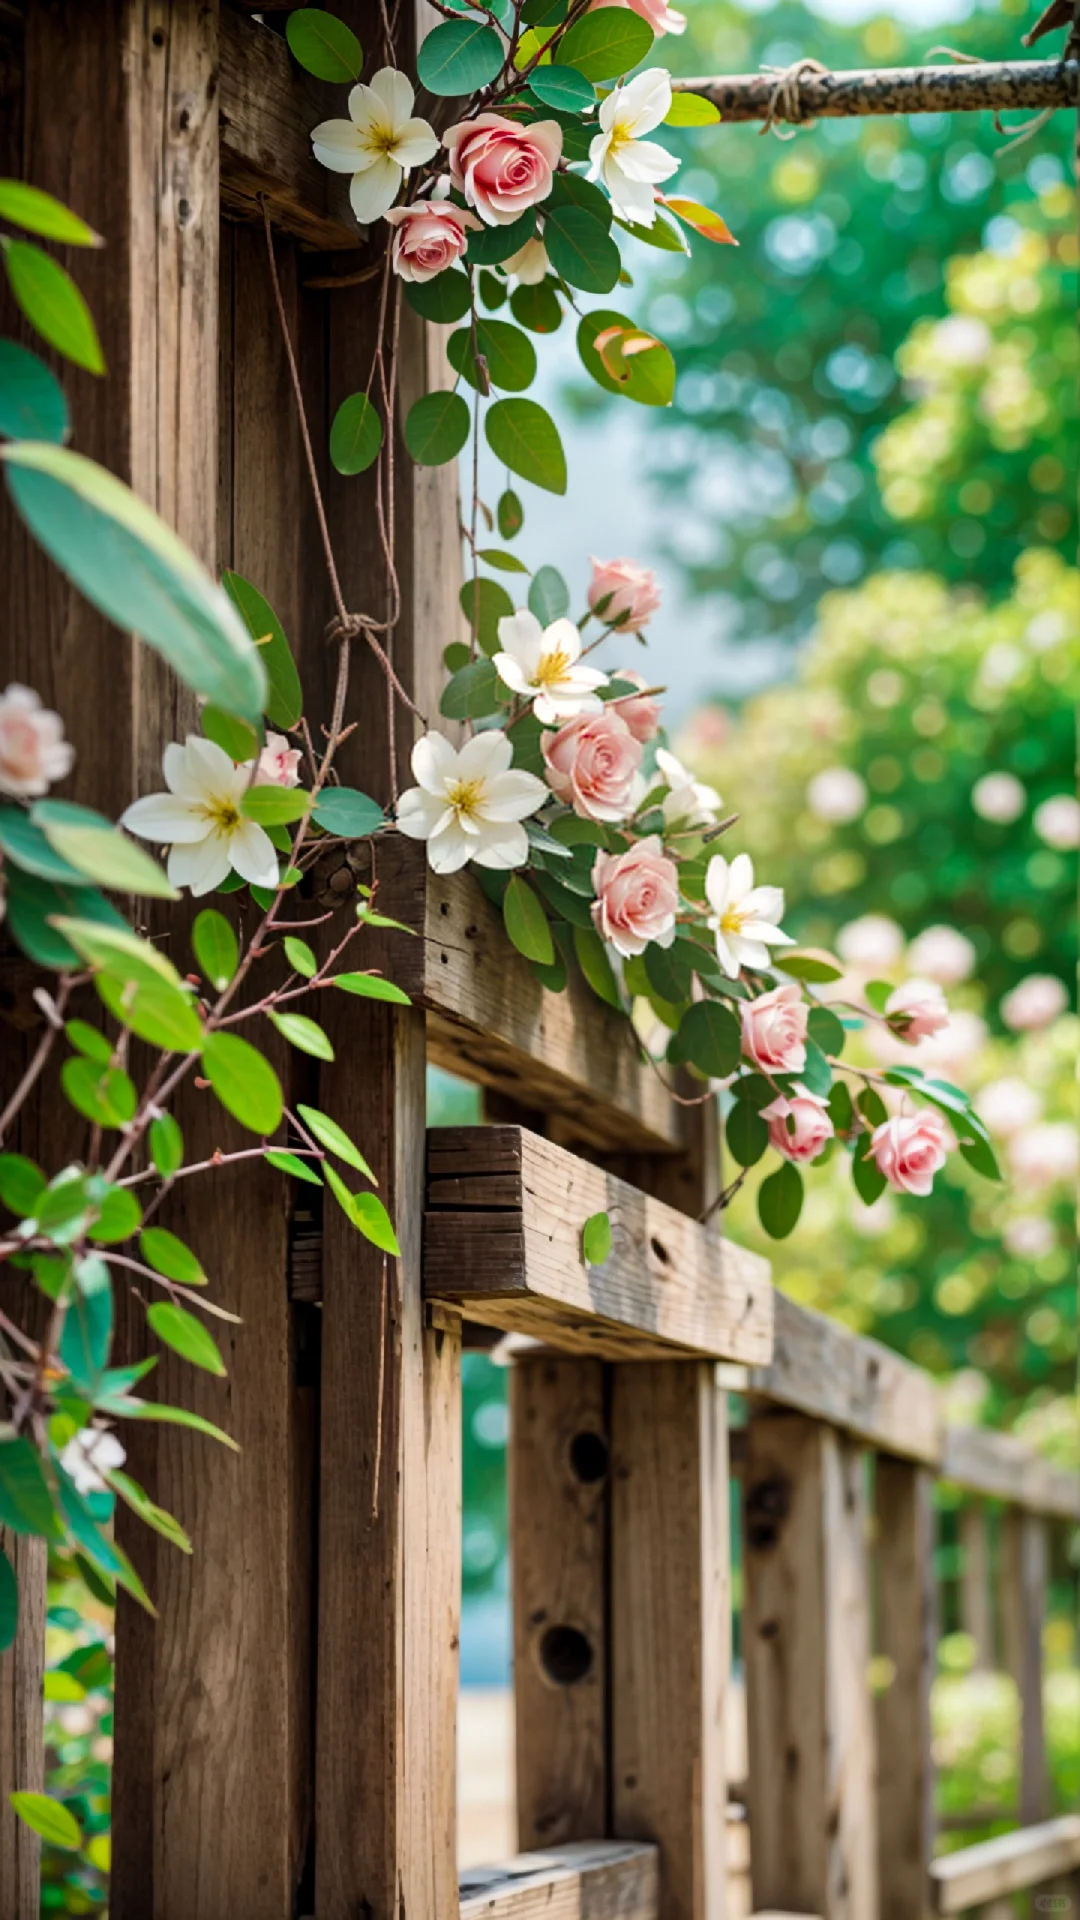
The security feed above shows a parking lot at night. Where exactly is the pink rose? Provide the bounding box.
[611,670,661,744]
[384,201,480,281]
[542,709,642,823]
[884,978,949,1043]
[591,0,686,33]
[587,556,661,634]
[0,683,73,798]
[255,732,302,788]
[762,1088,834,1164]
[443,114,562,227]
[741,980,808,1074]
[591,836,678,958]
[870,1109,948,1197]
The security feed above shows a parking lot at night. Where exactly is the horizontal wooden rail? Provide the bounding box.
[749,1291,942,1465]
[930,1815,1080,1913]
[940,1423,1080,1521]
[459,1841,659,1917]
[673,58,1079,124]
[425,1126,773,1362]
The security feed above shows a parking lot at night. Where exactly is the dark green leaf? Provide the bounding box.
[466,209,537,266]
[59,1256,113,1391]
[0,1436,60,1538]
[497,488,524,538]
[333,971,412,1004]
[827,1080,854,1133]
[581,1210,612,1264]
[800,1038,832,1097]
[417,18,503,93]
[0,180,102,245]
[573,924,621,1006]
[757,1160,804,1239]
[857,1086,888,1128]
[478,267,508,310]
[285,7,363,79]
[221,570,304,731]
[548,171,613,230]
[329,390,383,475]
[147,1302,226,1376]
[0,339,69,442]
[532,868,594,928]
[448,318,537,394]
[404,268,473,324]
[201,1032,283,1135]
[0,806,83,883]
[460,574,515,652]
[486,397,566,493]
[0,1549,16,1654]
[527,63,596,111]
[3,240,104,373]
[440,657,503,719]
[544,205,621,294]
[780,949,845,984]
[9,1792,81,1851]
[727,1101,769,1168]
[528,564,569,624]
[644,940,693,1005]
[558,7,653,78]
[678,999,741,1077]
[510,278,563,334]
[503,874,555,964]
[404,388,471,465]
[297,1103,375,1179]
[958,1134,1002,1181]
[807,1005,846,1057]
[852,1140,887,1206]
[614,209,688,254]
[311,786,385,837]
[269,1010,335,1060]
[192,908,239,991]
[149,1113,184,1177]
[140,1228,206,1286]
[576,308,675,407]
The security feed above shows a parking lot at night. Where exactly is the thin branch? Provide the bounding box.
[672,56,1078,125]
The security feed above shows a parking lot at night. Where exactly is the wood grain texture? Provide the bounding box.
[0,1532,45,1920]
[957,1504,993,1671]
[929,1814,1080,1913]
[743,1414,878,1920]
[749,1291,941,1465]
[1001,1508,1049,1826]
[425,1126,773,1364]
[511,1357,609,1849]
[218,7,357,247]
[460,1841,660,1918]
[940,1424,1080,1519]
[610,1364,731,1920]
[673,57,1079,122]
[875,1458,936,1920]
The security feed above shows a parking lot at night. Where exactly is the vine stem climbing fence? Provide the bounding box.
[0,5,1078,1918]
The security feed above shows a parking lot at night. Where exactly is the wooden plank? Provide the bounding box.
[459,1841,660,1918]
[511,1357,609,1849]
[1001,1508,1050,1826]
[743,1413,878,1920]
[929,1815,1080,1913]
[941,1424,1080,1519]
[958,1504,993,1670]
[0,1532,46,1920]
[875,1458,936,1920]
[425,1126,773,1364]
[748,1292,942,1465]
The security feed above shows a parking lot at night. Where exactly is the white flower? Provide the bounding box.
[121,736,280,897]
[587,69,678,229]
[907,924,976,986]
[503,235,550,284]
[705,851,793,978]
[836,913,904,970]
[396,730,547,874]
[493,610,607,726]
[971,770,1025,824]
[806,766,866,824]
[0,683,74,798]
[61,1427,125,1497]
[312,68,439,226]
[654,747,721,829]
[1033,793,1080,851]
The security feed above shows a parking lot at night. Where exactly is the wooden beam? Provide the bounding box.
[875,1458,937,1920]
[1001,1509,1050,1826]
[748,1292,941,1465]
[958,1504,993,1670]
[673,58,1079,124]
[743,1413,878,1920]
[0,1532,45,1920]
[425,1125,773,1363]
[941,1424,1080,1520]
[459,1840,660,1918]
[929,1815,1080,1913]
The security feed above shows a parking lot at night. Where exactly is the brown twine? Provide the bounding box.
[760,56,831,138]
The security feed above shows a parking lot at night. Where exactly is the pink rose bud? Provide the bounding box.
[0,683,74,798]
[384,201,481,282]
[870,1109,948,1197]
[740,980,809,1074]
[590,0,686,33]
[762,1088,834,1164]
[443,113,562,227]
[542,709,642,823]
[590,835,679,958]
[611,669,661,744]
[884,978,949,1043]
[255,732,303,788]
[587,556,661,634]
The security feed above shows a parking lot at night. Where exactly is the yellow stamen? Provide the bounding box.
[532,646,571,688]
[719,906,745,935]
[447,777,485,821]
[203,798,241,832]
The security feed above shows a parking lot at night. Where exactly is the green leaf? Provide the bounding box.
[544,205,621,294]
[297,1103,375,1179]
[140,1227,206,1287]
[31,800,177,899]
[94,1395,238,1450]
[311,786,385,837]
[239,784,308,826]
[59,1256,113,1391]
[828,1080,854,1133]
[61,1057,137,1129]
[800,1037,832,1097]
[65,1019,112,1064]
[532,869,593,928]
[0,1436,60,1538]
[332,971,412,1004]
[0,180,102,245]
[780,949,845,984]
[460,575,515,653]
[87,1186,142,1245]
[108,1470,192,1554]
[547,171,613,229]
[527,62,596,111]
[503,874,554,965]
[2,240,104,373]
[644,940,693,1006]
[325,1166,400,1253]
[149,1113,184,1177]
[417,17,504,93]
[221,571,304,731]
[807,1005,846,1057]
[757,1159,804,1239]
[581,1209,612,1264]
[558,7,653,78]
[0,1154,47,1217]
[679,999,741,1077]
[510,278,563,334]
[664,90,721,125]
[96,972,204,1054]
[467,209,537,267]
[269,1010,335,1060]
[0,339,69,442]
[576,308,675,408]
[404,270,473,324]
[477,547,529,574]
[615,210,689,255]
[265,1148,323,1186]
[0,1550,17,1655]
[405,388,471,466]
[285,6,363,79]
[486,397,567,494]
[146,1302,226,1376]
[479,267,509,310]
[440,657,502,719]
[9,1792,82,1851]
[573,924,621,1007]
[200,704,260,762]
[192,908,239,992]
[528,565,569,625]
[0,806,82,884]
[284,936,317,978]
[958,1134,1001,1181]
[330,390,383,476]
[448,318,538,395]
[3,443,266,722]
[727,1101,769,1168]
[497,489,524,540]
[852,1140,887,1206]
[201,1032,283,1136]
[43,1670,86,1703]
[857,1086,888,1128]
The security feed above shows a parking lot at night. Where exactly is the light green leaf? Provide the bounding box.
[2,240,104,372]
[147,1301,226,1376]
[0,1550,15,1655]
[192,908,239,991]
[486,398,567,494]
[201,1032,283,1135]
[3,444,266,722]
[265,1148,323,1186]
[32,799,177,899]
[94,1394,238,1449]
[417,17,503,94]
[558,6,653,78]
[460,575,515,654]
[269,1010,335,1060]
[108,1470,192,1553]
[65,1019,112,1064]
[240,784,308,826]
[664,91,721,125]
[87,1186,142,1245]
[285,7,363,79]
[9,1792,82,1851]
[581,1210,612,1265]
[149,1113,184,1178]
[297,1103,374,1180]
[476,547,528,574]
[284,936,317,978]
[95,972,204,1054]
[757,1159,804,1239]
[0,1153,47,1217]
[221,570,304,730]
[311,786,385,837]
[325,1166,400,1253]
[0,180,102,245]
[44,1669,87,1704]
[332,971,411,1004]
[329,391,383,476]
[61,1057,137,1129]
[0,339,69,442]
[576,308,675,408]
[201,704,260,762]
[404,389,471,466]
[140,1227,206,1287]
[503,874,554,965]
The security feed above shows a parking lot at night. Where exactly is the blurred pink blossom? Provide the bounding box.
[255,733,303,788]
[907,924,976,986]
[0,683,73,798]
[1001,974,1068,1032]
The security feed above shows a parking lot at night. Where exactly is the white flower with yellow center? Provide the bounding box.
[396,730,548,874]
[587,69,678,229]
[493,609,607,725]
[705,851,794,979]
[312,68,439,226]
[121,736,280,897]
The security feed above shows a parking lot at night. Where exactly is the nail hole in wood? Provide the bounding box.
[538,1624,593,1686]
[568,1429,608,1484]
[650,1236,670,1265]
[152,27,166,44]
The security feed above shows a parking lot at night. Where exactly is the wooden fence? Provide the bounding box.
[0,5,1077,1918]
